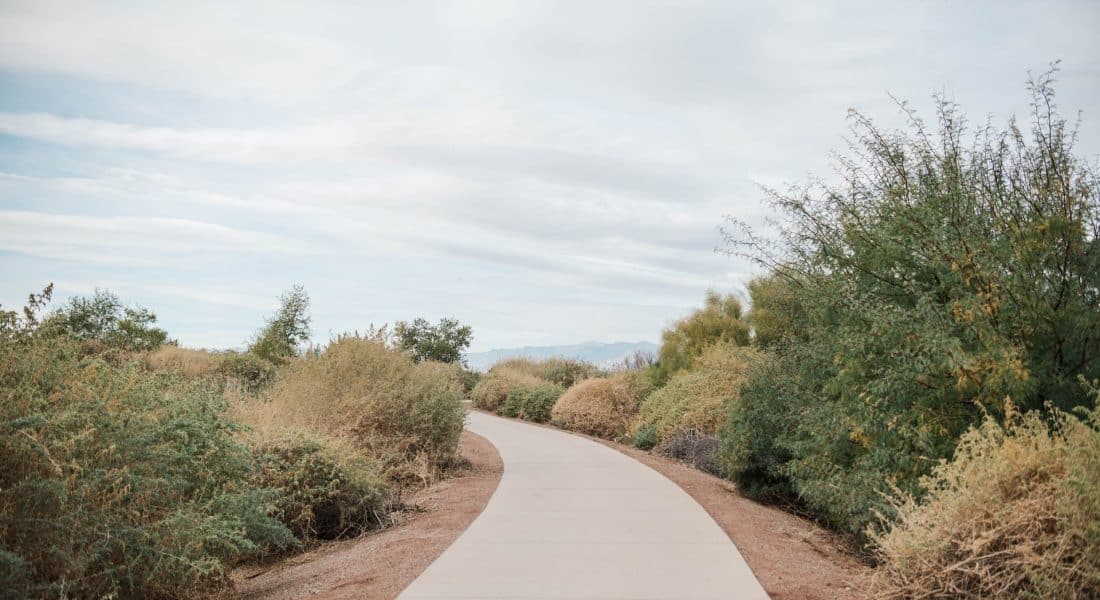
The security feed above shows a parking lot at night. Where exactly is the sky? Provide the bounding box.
[0,1,1097,351]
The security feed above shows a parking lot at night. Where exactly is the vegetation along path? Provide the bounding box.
[398,411,769,599]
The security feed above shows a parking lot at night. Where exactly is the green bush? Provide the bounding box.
[250,433,391,543]
[219,351,277,391]
[633,424,659,450]
[719,349,800,502]
[501,382,565,423]
[0,336,295,598]
[719,73,1100,539]
[871,402,1100,599]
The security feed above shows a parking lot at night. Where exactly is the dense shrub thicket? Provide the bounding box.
[1,285,473,597]
[236,335,467,483]
[718,74,1100,542]
[0,336,295,598]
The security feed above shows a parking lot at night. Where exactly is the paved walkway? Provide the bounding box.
[398,411,769,599]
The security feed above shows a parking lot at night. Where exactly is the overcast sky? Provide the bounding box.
[0,1,1097,351]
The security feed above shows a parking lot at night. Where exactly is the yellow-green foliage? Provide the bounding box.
[633,343,761,443]
[236,336,466,482]
[653,291,750,384]
[551,371,652,439]
[746,274,805,348]
[470,367,545,412]
[143,344,225,377]
[871,403,1100,599]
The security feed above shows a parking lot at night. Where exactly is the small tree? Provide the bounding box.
[652,291,750,385]
[249,285,311,365]
[394,317,473,365]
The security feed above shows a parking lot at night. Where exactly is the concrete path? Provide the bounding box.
[398,411,770,599]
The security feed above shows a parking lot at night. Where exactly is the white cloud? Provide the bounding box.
[0,0,1097,349]
[0,210,312,266]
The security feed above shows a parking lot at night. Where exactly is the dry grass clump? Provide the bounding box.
[143,344,225,377]
[870,402,1100,599]
[470,366,545,412]
[550,371,651,439]
[633,343,760,443]
[234,336,466,485]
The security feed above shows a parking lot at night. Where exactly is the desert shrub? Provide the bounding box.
[719,72,1100,538]
[470,366,544,412]
[652,291,751,385]
[719,348,801,502]
[240,336,466,479]
[249,432,391,543]
[550,372,650,439]
[634,343,760,444]
[219,351,277,391]
[0,336,295,599]
[870,402,1100,599]
[655,429,722,476]
[501,382,565,423]
[633,424,658,450]
[461,369,480,394]
[144,344,225,378]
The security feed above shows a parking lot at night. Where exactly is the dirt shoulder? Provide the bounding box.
[231,430,504,600]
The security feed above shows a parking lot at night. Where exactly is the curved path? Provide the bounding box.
[398,411,769,599]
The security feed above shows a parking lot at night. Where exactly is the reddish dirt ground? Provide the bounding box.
[230,430,504,600]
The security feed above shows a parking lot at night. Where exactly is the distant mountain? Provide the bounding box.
[464,341,659,371]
